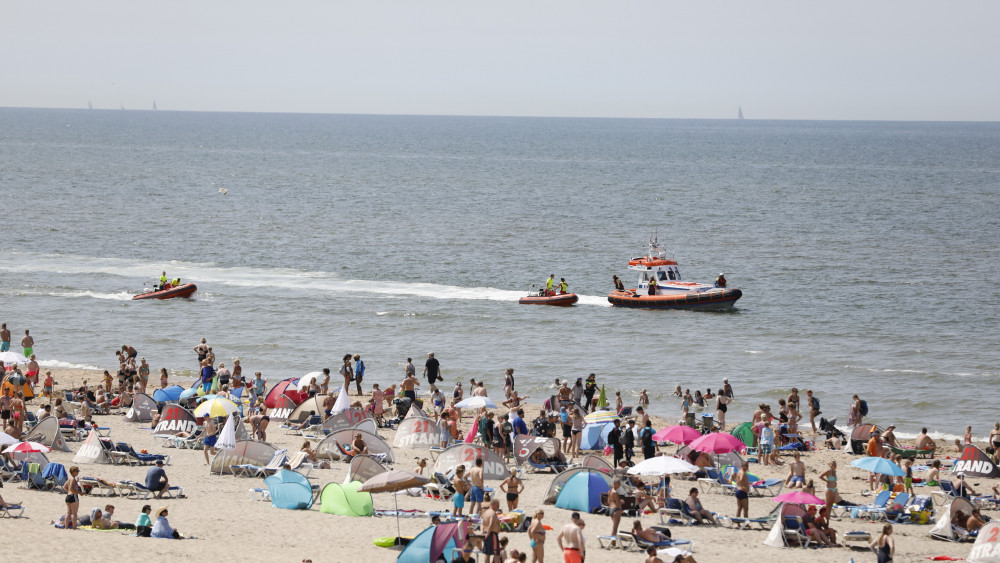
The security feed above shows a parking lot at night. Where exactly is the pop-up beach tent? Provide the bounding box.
[321,407,373,433]
[153,404,198,437]
[432,444,508,480]
[317,428,394,463]
[72,430,112,464]
[210,440,280,475]
[953,445,1000,478]
[930,498,977,542]
[286,394,328,424]
[393,416,445,449]
[265,469,314,510]
[554,470,610,513]
[345,454,388,484]
[397,521,469,563]
[319,481,373,517]
[124,393,158,423]
[264,379,304,408]
[24,417,71,452]
[968,522,1000,562]
[543,467,614,505]
[152,385,185,403]
[267,394,298,422]
[579,421,613,450]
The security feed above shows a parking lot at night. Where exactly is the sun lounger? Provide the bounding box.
[889,445,934,459]
[597,533,636,550]
[248,488,271,502]
[630,531,694,552]
[932,480,960,505]
[0,503,25,518]
[846,490,892,518]
[721,506,780,530]
[697,466,736,494]
[782,516,811,548]
[423,472,455,501]
[132,482,185,500]
[659,498,695,526]
[0,457,22,483]
[79,477,118,497]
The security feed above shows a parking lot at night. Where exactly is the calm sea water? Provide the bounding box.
[1,108,998,437]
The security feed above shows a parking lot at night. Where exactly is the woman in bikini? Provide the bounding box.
[500,468,524,511]
[991,423,1000,452]
[65,466,83,529]
[819,461,840,508]
[528,509,546,563]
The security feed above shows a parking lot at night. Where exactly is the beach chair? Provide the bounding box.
[0,503,25,518]
[597,533,635,550]
[697,466,736,494]
[630,531,694,552]
[24,463,49,491]
[422,472,455,501]
[173,430,205,450]
[659,498,695,526]
[0,457,22,483]
[252,450,288,478]
[933,481,959,505]
[132,482,185,500]
[749,476,784,497]
[79,477,118,497]
[286,452,314,478]
[847,490,892,519]
[721,504,781,530]
[248,488,271,502]
[781,516,812,548]
[125,446,170,465]
[41,463,69,493]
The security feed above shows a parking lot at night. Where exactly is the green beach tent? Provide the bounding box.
[319,480,374,517]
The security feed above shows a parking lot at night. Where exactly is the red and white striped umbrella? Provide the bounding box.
[3,441,52,454]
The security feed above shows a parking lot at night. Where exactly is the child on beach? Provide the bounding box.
[43,371,54,398]
[904,460,914,494]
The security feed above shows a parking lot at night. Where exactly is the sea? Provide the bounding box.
[1,108,998,439]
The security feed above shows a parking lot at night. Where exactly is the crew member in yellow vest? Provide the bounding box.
[647,277,658,296]
[159,272,168,290]
[558,278,568,294]
[545,274,555,296]
[171,278,181,288]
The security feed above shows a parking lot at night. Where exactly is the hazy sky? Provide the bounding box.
[3,1,998,120]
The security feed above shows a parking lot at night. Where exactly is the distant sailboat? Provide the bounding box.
[153,101,158,111]
[120,104,125,111]
[738,106,744,120]
[88,101,93,110]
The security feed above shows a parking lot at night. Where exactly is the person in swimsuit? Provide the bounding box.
[528,509,546,563]
[202,416,218,465]
[65,466,82,529]
[499,469,524,511]
[870,523,894,562]
[926,459,941,487]
[481,499,502,563]
[734,462,751,518]
[609,479,624,539]
[715,389,730,431]
[451,465,469,517]
[820,461,840,508]
[685,487,717,525]
[786,451,806,488]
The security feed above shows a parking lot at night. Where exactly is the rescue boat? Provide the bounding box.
[132,283,198,300]
[608,233,741,310]
[518,290,579,306]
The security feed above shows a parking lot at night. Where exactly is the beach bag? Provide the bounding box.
[859,400,869,416]
[811,396,820,412]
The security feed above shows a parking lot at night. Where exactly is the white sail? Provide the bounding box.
[738,106,744,120]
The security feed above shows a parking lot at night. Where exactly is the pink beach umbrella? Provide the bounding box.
[2,441,51,454]
[772,491,825,505]
[652,425,701,445]
[688,432,747,454]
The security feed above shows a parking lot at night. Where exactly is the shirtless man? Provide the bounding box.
[0,323,10,352]
[558,512,586,563]
[473,382,487,398]
[25,355,39,386]
[122,344,138,359]
[20,330,33,357]
[734,462,751,519]
[202,416,219,465]
[608,479,624,539]
[915,427,937,455]
[351,433,369,456]
[786,451,806,488]
[469,458,486,515]
[400,371,419,401]
[481,499,503,563]
[0,389,12,431]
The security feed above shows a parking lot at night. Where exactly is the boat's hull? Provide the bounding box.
[608,288,741,310]
[519,293,579,306]
[132,283,198,300]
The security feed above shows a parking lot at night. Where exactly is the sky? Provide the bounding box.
[2,1,999,121]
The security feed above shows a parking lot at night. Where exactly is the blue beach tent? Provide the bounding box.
[264,469,315,510]
[555,470,610,513]
[397,521,468,563]
[153,385,185,403]
[579,422,613,451]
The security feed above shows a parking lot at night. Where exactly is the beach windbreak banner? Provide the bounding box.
[153,404,198,436]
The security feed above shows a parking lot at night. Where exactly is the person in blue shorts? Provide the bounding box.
[451,465,469,516]
[202,416,219,464]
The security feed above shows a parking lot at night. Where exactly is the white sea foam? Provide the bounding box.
[38,359,103,371]
[0,252,616,306]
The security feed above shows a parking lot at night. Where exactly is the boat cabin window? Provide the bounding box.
[658,270,669,281]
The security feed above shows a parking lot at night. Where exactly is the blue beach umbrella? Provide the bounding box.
[179,387,199,400]
[851,456,905,477]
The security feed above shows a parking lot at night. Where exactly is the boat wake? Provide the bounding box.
[0,252,612,306]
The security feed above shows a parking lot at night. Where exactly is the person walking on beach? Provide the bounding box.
[557,512,585,563]
[715,389,731,430]
[199,361,214,394]
[806,389,820,433]
[849,394,864,427]
[202,416,219,465]
[424,352,442,392]
[401,370,419,401]
[820,461,841,507]
[21,330,33,357]
[608,419,624,467]
[0,323,10,352]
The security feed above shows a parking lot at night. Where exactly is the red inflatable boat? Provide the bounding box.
[132,283,198,300]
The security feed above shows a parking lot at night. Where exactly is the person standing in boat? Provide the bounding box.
[715,273,727,288]
[647,276,658,295]
[545,274,556,296]
[558,278,568,295]
[159,271,168,290]
[612,275,624,291]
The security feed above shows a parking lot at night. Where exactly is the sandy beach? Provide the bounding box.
[1,366,989,563]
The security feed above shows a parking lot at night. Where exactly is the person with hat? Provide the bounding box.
[151,506,181,539]
[145,459,170,499]
[955,472,978,498]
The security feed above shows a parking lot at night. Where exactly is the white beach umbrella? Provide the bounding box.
[455,396,498,409]
[296,371,324,391]
[330,389,351,415]
[0,351,29,364]
[217,414,237,450]
[628,455,699,476]
[0,431,18,446]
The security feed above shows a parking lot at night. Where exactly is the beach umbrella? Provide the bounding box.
[0,431,19,446]
[597,385,609,408]
[359,469,432,540]
[455,396,497,409]
[3,441,51,454]
[652,425,701,445]
[0,351,28,364]
[772,491,825,505]
[627,456,699,476]
[179,387,200,401]
[584,410,618,424]
[194,397,239,418]
[688,432,746,454]
[851,456,905,477]
[296,371,324,391]
[217,414,237,450]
